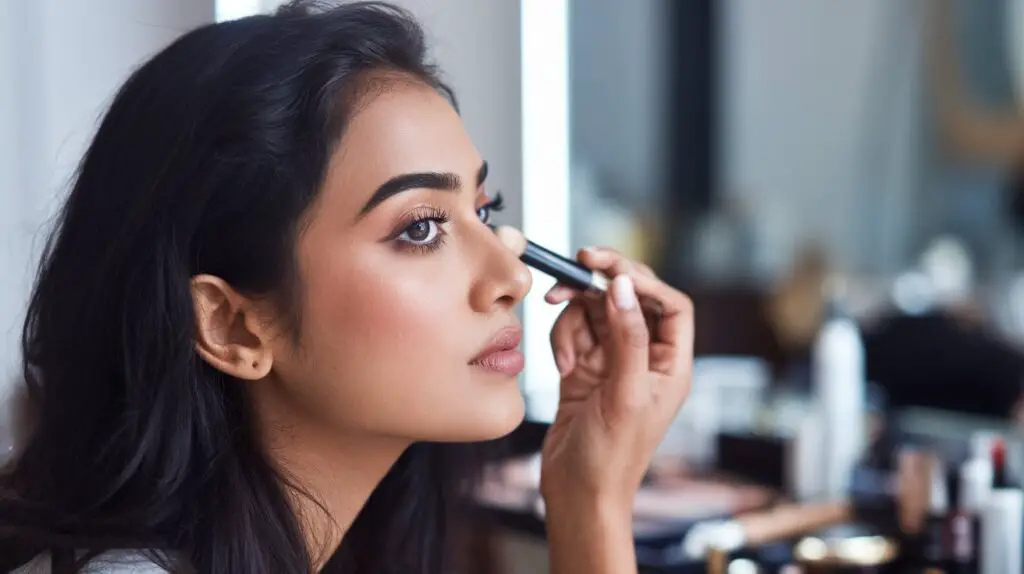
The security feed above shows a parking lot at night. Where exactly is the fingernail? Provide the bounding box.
[612,274,637,310]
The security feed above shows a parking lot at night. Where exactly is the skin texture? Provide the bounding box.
[542,249,694,574]
[191,79,694,572]
[191,83,532,565]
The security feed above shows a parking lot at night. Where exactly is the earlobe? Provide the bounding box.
[191,274,274,380]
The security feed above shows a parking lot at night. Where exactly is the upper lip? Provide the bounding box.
[470,324,523,363]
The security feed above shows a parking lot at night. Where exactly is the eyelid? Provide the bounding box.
[478,191,504,210]
[385,205,451,242]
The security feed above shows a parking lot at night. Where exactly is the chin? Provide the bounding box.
[447,386,526,442]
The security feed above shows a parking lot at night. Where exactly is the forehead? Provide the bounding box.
[323,82,481,210]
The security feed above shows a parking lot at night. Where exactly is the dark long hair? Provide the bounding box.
[0,2,490,572]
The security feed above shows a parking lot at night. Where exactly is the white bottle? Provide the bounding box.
[960,456,994,513]
[981,488,1023,574]
[812,278,866,500]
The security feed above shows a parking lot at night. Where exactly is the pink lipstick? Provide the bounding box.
[470,326,524,376]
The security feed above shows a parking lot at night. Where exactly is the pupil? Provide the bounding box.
[408,221,430,241]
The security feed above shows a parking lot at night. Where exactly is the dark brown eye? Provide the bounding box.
[398,219,439,245]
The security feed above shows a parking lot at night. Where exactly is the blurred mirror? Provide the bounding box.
[564,0,1024,420]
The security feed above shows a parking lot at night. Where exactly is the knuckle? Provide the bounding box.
[674,292,694,316]
[549,306,573,347]
[636,263,655,277]
[550,327,569,352]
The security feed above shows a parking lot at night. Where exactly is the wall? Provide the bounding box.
[0,0,25,390]
[0,0,215,400]
[720,0,923,277]
[2,2,549,567]
[391,0,524,231]
[384,3,550,569]
[0,0,522,381]
[569,0,669,203]
[256,0,524,229]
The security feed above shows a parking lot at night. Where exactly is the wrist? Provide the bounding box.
[543,488,633,524]
[540,465,636,511]
[545,494,636,574]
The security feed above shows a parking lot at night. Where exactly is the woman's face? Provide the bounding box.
[264,80,532,443]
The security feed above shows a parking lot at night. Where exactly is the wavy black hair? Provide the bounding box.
[0,2,493,572]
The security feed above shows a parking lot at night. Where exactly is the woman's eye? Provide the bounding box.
[399,219,440,244]
[476,192,505,224]
[476,205,492,223]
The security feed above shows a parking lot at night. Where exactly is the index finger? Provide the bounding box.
[630,271,693,358]
[578,248,693,364]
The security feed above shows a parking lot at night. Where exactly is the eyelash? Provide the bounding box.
[477,191,504,223]
[391,192,506,254]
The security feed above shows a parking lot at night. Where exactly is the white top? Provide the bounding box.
[12,551,168,573]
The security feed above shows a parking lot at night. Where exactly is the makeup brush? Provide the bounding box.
[490,225,608,293]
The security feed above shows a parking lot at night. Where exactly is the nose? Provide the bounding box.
[468,224,532,313]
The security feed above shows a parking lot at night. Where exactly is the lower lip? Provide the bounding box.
[470,349,525,376]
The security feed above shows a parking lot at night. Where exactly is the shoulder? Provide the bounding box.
[12,551,169,573]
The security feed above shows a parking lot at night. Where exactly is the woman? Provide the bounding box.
[0,2,693,572]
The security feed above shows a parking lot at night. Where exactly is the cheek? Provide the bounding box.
[322,264,457,352]
[297,250,475,425]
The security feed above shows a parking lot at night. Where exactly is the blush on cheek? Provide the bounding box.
[338,270,445,339]
[308,253,469,380]
[292,236,504,438]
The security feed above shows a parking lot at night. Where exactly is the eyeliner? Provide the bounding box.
[488,224,608,293]
[520,239,608,293]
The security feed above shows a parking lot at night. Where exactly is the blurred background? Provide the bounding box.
[566,0,1024,421]
[5,0,1024,572]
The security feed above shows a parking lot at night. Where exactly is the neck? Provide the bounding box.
[256,398,409,570]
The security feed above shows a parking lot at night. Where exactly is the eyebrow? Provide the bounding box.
[358,160,489,218]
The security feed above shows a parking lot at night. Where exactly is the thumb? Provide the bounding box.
[605,273,649,385]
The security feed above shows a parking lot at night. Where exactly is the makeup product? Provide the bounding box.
[791,409,824,502]
[990,438,1014,489]
[812,281,866,500]
[919,457,949,570]
[522,238,608,292]
[491,225,607,292]
[725,558,762,574]
[792,526,898,572]
[948,457,989,574]
[960,457,993,514]
[681,501,851,559]
[897,447,933,537]
[707,547,728,574]
[969,432,1000,464]
[980,488,1022,574]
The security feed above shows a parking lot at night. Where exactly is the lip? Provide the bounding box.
[470,325,525,376]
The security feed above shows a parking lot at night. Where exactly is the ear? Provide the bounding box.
[191,274,275,380]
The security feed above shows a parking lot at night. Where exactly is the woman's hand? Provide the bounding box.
[539,248,693,573]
